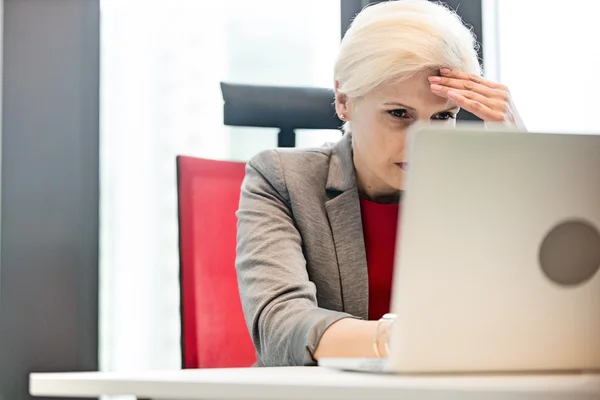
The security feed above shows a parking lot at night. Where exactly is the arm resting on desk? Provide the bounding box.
[313,318,380,360]
[236,150,382,366]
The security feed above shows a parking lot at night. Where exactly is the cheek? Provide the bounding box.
[380,123,409,160]
[371,126,403,163]
[373,114,408,144]
[353,112,408,165]
[352,113,385,152]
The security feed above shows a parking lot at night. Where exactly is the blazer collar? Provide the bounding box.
[325,133,356,194]
[324,133,369,319]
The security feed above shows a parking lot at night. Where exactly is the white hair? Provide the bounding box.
[335,0,481,108]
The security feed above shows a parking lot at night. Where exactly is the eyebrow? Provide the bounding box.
[384,102,460,113]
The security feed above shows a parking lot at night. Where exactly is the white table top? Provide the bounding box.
[30,366,600,400]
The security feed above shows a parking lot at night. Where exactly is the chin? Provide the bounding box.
[383,177,403,192]
[385,169,404,191]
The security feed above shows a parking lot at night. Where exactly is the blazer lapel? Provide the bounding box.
[324,134,369,320]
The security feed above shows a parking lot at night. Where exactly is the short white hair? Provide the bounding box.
[335,0,481,102]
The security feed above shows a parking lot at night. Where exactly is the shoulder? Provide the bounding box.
[248,142,334,174]
[245,142,335,196]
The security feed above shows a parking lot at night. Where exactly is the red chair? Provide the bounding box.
[177,156,256,369]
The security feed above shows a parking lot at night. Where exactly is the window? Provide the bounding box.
[100,0,341,373]
[487,0,600,133]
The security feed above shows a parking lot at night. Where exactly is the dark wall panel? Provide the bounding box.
[442,0,484,65]
[0,0,100,399]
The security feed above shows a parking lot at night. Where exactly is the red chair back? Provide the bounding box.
[177,155,256,368]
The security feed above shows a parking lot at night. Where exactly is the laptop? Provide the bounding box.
[319,123,600,374]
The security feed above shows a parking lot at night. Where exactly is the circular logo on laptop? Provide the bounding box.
[539,219,600,286]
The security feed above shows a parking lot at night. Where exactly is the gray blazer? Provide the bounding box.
[235,133,369,367]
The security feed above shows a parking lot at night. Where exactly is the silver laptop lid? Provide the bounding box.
[389,123,600,373]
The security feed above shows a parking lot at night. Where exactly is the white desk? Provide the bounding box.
[30,367,600,400]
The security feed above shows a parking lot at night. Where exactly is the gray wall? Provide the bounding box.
[0,1,100,399]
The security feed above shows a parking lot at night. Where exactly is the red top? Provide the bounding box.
[359,198,400,320]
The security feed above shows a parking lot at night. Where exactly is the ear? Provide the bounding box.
[334,80,350,120]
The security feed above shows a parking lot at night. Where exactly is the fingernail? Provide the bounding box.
[428,76,441,82]
[430,84,442,91]
[440,68,451,74]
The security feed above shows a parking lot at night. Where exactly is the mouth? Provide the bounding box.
[395,162,408,171]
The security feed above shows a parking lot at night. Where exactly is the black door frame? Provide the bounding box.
[0,1,100,399]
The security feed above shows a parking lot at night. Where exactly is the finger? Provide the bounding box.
[439,68,507,91]
[429,75,503,99]
[430,85,506,111]
[445,90,504,121]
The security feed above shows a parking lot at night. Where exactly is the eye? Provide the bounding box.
[433,112,456,121]
[388,109,411,119]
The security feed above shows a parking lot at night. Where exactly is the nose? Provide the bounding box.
[415,116,432,124]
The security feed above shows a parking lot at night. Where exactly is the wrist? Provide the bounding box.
[373,313,396,358]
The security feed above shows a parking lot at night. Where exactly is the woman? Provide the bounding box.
[235,0,524,367]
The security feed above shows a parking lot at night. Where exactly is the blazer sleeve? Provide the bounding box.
[235,149,354,366]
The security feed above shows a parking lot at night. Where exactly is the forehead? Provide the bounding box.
[368,70,456,110]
